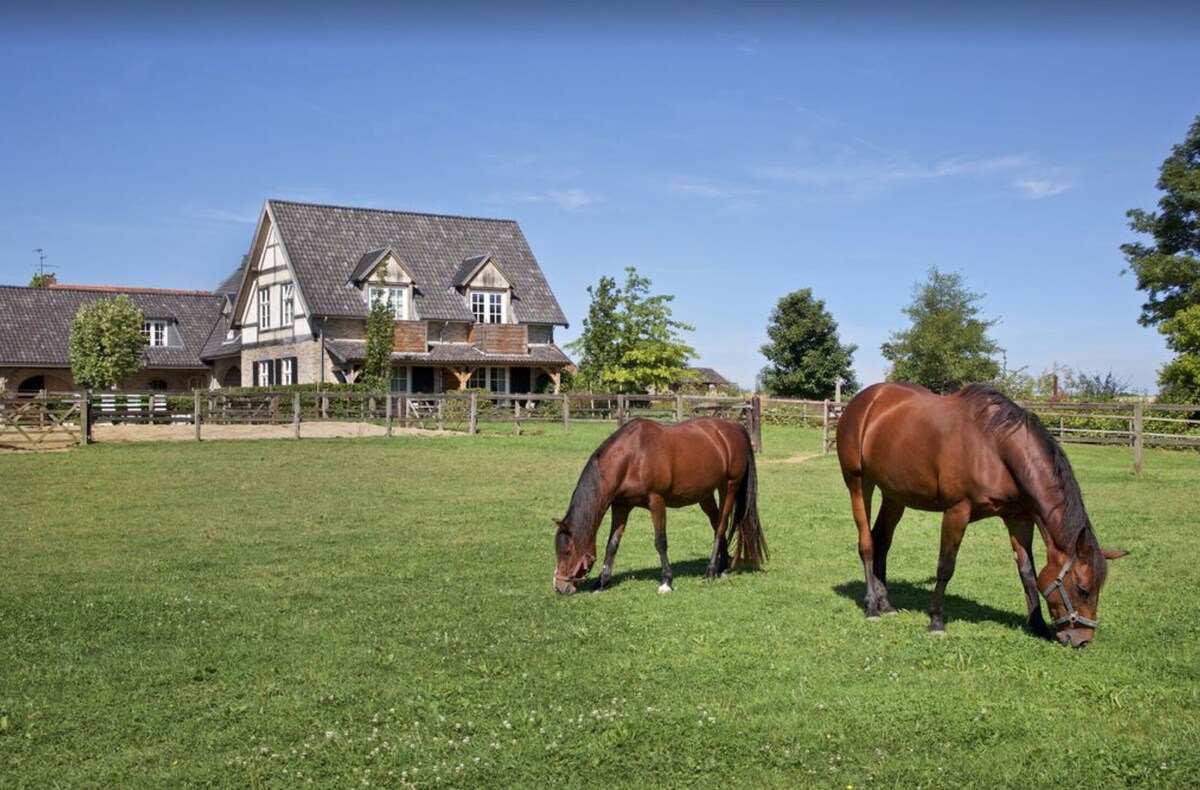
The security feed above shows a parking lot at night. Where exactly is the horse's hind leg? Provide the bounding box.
[871,497,905,614]
[700,492,732,578]
[649,494,673,594]
[596,504,631,591]
[1005,516,1051,639]
[848,478,891,618]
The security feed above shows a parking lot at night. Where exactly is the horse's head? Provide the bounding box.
[553,518,595,595]
[1040,532,1127,648]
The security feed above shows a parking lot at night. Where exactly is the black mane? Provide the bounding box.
[562,420,640,545]
[957,384,1098,554]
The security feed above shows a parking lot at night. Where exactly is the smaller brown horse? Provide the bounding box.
[554,417,767,595]
[837,382,1126,647]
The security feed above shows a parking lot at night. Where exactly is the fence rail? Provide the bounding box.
[0,392,86,449]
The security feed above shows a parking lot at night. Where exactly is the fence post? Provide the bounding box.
[469,392,478,435]
[675,393,684,423]
[563,393,570,435]
[194,391,202,441]
[1133,400,1144,478]
[822,399,831,454]
[386,392,394,436]
[293,392,301,439]
[81,391,92,445]
[617,394,626,425]
[437,397,445,431]
[751,395,762,452]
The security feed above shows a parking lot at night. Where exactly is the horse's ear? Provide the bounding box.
[1103,548,1128,560]
[553,518,566,531]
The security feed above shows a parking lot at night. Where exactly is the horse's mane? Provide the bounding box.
[957,384,1098,554]
[563,420,640,544]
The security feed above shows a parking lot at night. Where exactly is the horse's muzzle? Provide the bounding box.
[1057,628,1094,649]
[554,576,577,595]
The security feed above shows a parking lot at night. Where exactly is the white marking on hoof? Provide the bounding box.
[929,628,948,637]
[657,583,673,594]
[866,615,882,622]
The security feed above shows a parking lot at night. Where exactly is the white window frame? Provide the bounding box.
[390,364,409,393]
[280,357,294,386]
[467,366,508,394]
[142,319,168,347]
[471,290,504,324]
[258,287,272,330]
[368,285,408,320]
[257,359,274,387]
[281,284,295,325]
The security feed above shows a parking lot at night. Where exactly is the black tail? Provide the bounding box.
[732,432,768,566]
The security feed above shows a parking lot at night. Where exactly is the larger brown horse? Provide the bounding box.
[553,417,768,595]
[837,382,1126,648]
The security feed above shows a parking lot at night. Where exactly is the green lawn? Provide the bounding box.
[2,425,1198,787]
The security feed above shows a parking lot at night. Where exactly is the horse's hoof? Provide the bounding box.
[928,628,947,637]
[866,614,882,622]
[657,583,673,594]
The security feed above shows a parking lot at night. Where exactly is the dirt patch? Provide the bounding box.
[772,452,820,464]
[91,422,451,443]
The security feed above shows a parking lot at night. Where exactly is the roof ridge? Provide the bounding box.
[45,284,220,297]
[266,198,517,225]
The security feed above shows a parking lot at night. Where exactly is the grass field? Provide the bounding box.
[2,424,1199,787]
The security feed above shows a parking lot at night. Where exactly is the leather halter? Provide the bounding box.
[1041,554,1099,630]
[554,551,596,587]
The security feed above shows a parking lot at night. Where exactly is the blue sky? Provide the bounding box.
[2,3,1197,392]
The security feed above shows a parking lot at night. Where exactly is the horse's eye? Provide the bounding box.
[1077,586,1090,597]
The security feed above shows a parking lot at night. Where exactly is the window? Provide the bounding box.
[471,291,503,324]
[390,365,409,393]
[280,357,294,386]
[281,284,295,325]
[142,320,168,347]
[255,359,274,387]
[368,285,407,320]
[467,367,508,393]
[258,287,272,329]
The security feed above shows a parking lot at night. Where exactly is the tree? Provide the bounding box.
[67,295,148,390]
[29,272,55,288]
[759,288,858,398]
[881,267,1002,393]
[360,275,394,392]
[567,267,696,393]
[1121,114,1200,328]
[1121,115,1200,401]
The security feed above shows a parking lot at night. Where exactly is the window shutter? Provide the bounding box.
[274,359,282,387]
[253,362,260,387]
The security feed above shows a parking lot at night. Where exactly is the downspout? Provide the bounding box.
[317,316,327,388]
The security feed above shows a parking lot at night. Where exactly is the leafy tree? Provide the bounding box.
[29,273,55,288]
[567,267,696,393]
[1121,115,1200,401]
[565,274,621,392]
[759,288,858,398]
[68,295,148,390]
[1121,114,1200,328]
[1157,304,1200,402]
[360,275,394,392]
[881,267,1002,393]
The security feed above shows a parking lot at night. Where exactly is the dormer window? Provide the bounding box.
[142,319,169,347]
[368,284,409,320]
[471,291,504,324]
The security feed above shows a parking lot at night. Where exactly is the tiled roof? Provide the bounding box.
[690,367,734,386]
[0,285,224,369]
[267,200,568,326]
[324,339,571,367]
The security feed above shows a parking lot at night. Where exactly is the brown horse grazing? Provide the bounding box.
[837,382,1126,648]
[553,417,767,595]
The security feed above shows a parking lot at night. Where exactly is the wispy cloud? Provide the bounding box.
[752,150,1072,202]
[183,205,259,223]
[485,188,600,211]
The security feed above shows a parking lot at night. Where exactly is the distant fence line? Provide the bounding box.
[3,391,1197,477]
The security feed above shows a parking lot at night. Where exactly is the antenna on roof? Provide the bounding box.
[32,248,55,275]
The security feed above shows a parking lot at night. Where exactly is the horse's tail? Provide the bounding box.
[732,430,768,567]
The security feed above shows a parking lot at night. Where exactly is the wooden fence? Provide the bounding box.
[0,392,86,450]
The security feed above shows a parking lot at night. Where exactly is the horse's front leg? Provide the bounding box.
[700,493,731,578]
[928,502,971,633]
[1005,516,1052,639]
[596,504,631,591]
[649,494,673,594]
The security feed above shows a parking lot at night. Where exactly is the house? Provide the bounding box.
[0,199,572,395]
[0,284,225,392]
[683,367,738,393]
[222,199,571,394]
